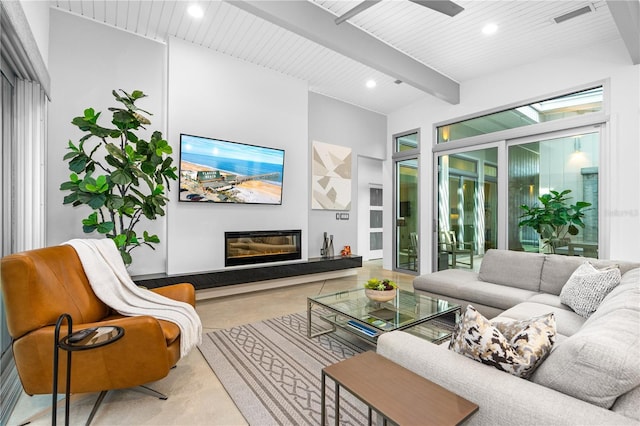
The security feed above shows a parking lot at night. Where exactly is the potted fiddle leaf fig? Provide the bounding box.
[518,189,591,254]
[60,89,177,265]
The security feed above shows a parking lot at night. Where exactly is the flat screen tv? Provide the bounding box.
[179,134,285,205]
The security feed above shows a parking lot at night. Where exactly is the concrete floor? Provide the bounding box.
[8,260,415,426]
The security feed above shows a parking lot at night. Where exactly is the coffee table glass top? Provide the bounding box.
[307,288,459,343]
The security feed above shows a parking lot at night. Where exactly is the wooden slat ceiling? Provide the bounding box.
[51,0,623,114]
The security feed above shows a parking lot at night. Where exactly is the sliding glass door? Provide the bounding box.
[393,130,420,273]
[395,158,419,272]
[435,128,600,270]
[437,148,498,271]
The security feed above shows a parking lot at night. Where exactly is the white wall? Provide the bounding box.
[45,12,383,277]
[47,9,166,276]
[308,92,386,257]
[166,38,308,275]
[19,0,49,65]
[385,38,640,269]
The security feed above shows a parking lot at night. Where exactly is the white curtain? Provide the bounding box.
[13,80,47,251]
[1,4,51,424]
[1,1,50,253]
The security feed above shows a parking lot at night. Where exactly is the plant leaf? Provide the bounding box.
[62,193,79,204]
[143,231,160,243]
[87,193,106,209]
[111,169,133,185]
[97,221,114,234]
[131,90,145,100]
[69,155,88,173]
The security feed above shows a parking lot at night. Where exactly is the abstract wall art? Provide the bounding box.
[311,141,352,210]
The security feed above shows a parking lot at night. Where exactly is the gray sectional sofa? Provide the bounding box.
[377,249,640,425]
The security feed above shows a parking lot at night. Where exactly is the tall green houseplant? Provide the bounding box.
[60,89,177,265]
[518,189,591,253]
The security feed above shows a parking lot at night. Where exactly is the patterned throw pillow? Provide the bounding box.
[559,262,621,318]
[449,305,556,379]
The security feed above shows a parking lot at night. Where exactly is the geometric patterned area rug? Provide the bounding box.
[198,312,374,425]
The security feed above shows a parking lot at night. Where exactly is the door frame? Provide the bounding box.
[392,129,420,274]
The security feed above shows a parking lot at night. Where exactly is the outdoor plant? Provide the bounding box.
[60,89,177,265]
[364,278,397,291]
[518,189,591,254]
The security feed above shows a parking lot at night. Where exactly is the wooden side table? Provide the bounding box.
[321,351,478,426]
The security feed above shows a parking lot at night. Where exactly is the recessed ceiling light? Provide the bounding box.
[482,23,498,35]
[188,4,204,19]
[366,79,377,89]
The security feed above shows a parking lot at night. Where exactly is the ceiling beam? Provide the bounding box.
[335,1,381,25]
[606,0,640,64]
[229,0,460,105]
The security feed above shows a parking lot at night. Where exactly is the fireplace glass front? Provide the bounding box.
[225,230,302,267]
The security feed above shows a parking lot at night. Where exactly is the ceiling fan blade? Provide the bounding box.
[409,0,464,17]
[335,0,383,25]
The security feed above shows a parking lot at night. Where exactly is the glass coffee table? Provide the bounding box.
[307,288,460,344]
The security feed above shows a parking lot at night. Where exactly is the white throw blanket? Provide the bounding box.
[65,239,202,358]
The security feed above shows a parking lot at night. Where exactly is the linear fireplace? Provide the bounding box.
[225,230,302,267]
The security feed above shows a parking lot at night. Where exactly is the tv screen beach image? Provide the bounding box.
[179,134,285,204]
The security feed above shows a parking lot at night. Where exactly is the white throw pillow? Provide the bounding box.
[560,262,621,318]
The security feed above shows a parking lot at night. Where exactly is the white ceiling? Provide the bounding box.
[51,0,632,114]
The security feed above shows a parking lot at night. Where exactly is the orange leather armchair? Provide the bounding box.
[1,244,195,397]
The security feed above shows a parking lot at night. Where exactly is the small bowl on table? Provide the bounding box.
[365,288,397,302]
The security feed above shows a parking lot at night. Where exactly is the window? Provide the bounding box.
[437,87,603,143]
[509,132,599,257]
[395,131,418,152]
[434,84,605,270]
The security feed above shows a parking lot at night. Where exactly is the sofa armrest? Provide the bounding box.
[377,331,636,425]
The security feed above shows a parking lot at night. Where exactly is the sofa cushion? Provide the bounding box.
[531,274,640,408]
[559,262,621,318]
[449,305,555,379]
[585,268,640,324]
[496,302,586,337]
[468,282,539,311]
[478,249,545,291]
[526,293,573,310]
[540,254,640,295]
[415,270,537,311]
[611,386,640,422]
[413,268,478,293]
[378,331,638,425]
